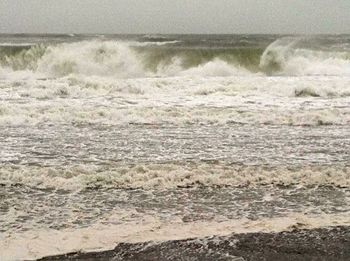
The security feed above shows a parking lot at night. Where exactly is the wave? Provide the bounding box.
[0,38,350,78]
[0,44,46,71]
[260,37,350,76]
[1,164,349,190]
[0,41,254,78]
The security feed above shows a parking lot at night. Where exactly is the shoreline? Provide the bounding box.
[38,226,350,261]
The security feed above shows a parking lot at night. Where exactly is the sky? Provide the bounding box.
[0,0,350,34]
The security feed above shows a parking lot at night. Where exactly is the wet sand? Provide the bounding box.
[39,226,350,261]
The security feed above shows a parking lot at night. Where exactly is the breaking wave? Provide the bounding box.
[1,37,349,78]
[260,38,350,76]
[0,41,252,78]
[1,164,349,190]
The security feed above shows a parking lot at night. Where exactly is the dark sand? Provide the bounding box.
[38,226,350,261]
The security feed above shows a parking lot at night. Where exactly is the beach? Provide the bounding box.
[38,227,350,261]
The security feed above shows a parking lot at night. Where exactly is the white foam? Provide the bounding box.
[260,38,350,76]
[1,74,350,126]
[0,43,34,47]
[1,212,349,261]
[0,100,348,126]
[1,164,349,190]
[36,41,146,78]
[133,40,181,46]
[156,57,249,77]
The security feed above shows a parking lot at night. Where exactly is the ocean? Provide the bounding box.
[0,34,349,260]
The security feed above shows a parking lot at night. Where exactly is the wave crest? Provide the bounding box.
[260,38,350,76]
[1,164,349,190]
[0,41,252,78]
[1,38,350,78]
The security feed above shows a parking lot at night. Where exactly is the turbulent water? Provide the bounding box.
[0,34,350,260]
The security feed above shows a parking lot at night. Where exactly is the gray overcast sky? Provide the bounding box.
[1,0,349,34]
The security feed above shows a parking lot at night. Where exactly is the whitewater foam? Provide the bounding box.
[1,212,349,261]
[1,74,350,126]
[260,37,350,76]
[1,164,349,190]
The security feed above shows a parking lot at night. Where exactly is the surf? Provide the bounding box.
[1,36,350,78]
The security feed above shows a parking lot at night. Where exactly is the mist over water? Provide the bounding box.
[1,34,350,260]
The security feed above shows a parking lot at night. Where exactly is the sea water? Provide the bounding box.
[0,34,349,260]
